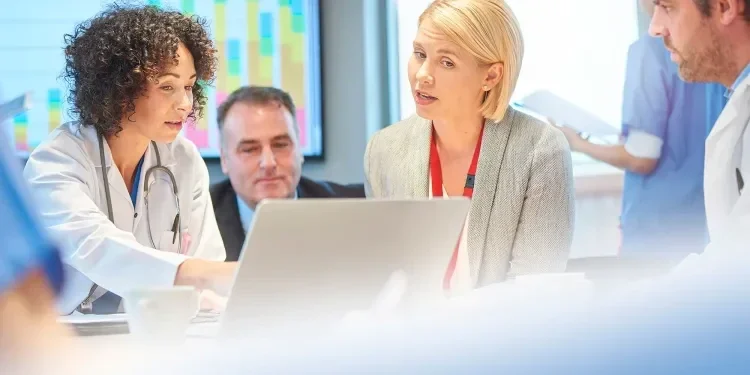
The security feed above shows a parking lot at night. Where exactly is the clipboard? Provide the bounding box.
[513,90,620,137]
[0,92,32,122]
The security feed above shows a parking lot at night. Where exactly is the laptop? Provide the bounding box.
[214,198,470,340]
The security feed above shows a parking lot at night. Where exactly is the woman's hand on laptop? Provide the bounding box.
[175,260,237,296]
[206,261,237,296]
[199,289,228,312]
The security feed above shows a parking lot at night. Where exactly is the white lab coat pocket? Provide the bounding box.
[158,231,180,253]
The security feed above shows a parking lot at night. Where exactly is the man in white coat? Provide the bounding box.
[649,0,750,262]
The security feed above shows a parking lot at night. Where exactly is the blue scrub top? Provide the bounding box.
[130,155,145,206]
[619,36,726,255]
[0,130,63,295]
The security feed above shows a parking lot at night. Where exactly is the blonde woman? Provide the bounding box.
[364,0,574,292]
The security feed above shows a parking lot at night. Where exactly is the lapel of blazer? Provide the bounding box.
[404,115,432,198]
[467,109,515,285]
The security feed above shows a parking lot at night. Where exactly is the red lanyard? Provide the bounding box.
[429,124,484,290]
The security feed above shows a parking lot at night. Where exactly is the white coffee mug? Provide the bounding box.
[123,286,200,342]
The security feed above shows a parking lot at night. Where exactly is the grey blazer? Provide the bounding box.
[364,107,574,288]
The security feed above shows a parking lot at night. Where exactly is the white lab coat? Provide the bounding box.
[702,73,750,255]
[23,122,226,314]
[665,70,750,280]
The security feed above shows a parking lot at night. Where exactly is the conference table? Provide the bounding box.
[70,314,420,375]
[68,275,669,375]
[71,273,598,348]
[72,321,325,374]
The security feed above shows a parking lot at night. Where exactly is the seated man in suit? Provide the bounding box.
[211,86,365,261]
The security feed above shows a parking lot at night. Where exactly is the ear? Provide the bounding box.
[483,62,504,91]
[219,146,229,175]
[292,125,305,165]
[718,0,742,25]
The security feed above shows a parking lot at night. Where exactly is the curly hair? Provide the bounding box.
[63,3,217,136]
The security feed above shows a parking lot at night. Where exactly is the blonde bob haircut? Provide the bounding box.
[418,0,524,121]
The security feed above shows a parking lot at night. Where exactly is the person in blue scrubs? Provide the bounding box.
[0,127,70,366]
[558,2,725,257]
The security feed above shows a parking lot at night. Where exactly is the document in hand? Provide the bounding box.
[0,92,32,122]
[514,90,620,137]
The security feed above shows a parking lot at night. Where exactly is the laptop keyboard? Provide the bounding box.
[191,311,221,324]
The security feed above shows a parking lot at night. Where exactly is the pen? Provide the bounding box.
[171,214,180,244]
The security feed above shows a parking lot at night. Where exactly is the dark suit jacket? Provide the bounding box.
[210,176,366,261]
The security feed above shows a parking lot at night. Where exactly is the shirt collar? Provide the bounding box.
[86,124,175,169]
[236,195,255,234]
[236,189,299,233]
[726,63,750,98]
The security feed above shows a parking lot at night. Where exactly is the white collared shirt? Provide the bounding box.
[237,191,299,233]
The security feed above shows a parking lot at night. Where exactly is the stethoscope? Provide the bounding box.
[97,131,183,253]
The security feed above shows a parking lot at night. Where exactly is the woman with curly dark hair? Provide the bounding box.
[23,4,235,315]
